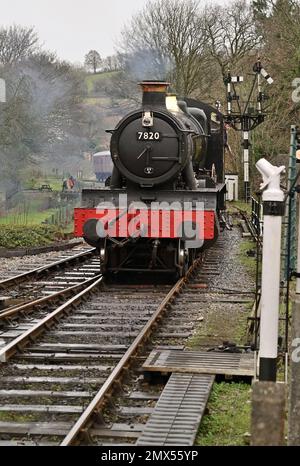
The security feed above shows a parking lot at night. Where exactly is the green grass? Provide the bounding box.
[85,71,120,94]
[227,200,252,215]
[196,382,251,446]
[23,176,63,192]
[45,178,62,191]
[239,239,257,278]
[0,208,59,225]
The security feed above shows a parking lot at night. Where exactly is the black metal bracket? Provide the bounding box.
[263,201,285,216]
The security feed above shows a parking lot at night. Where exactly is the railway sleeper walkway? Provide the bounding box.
[137,349,254,446]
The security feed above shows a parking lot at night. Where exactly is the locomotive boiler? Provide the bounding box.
[74,81,226,278]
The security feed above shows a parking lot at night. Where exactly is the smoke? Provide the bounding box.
[121,48,174,82]
[17,56,82,148]
[0,53,90,195]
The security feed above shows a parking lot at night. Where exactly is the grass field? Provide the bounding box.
[85,71,120,94]
[23,176,63,192]
[0,208,59,225]
[196,382,251,446]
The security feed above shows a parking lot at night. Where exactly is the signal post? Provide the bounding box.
[251,158,286,445]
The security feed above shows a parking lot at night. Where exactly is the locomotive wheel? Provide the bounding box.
[177,240,189,278]
[99,245,107,275]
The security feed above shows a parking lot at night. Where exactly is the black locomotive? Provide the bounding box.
[75,81,226,277]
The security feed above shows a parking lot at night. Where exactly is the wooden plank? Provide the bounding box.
[30,343,127,351]
[11,363,112,371]
[0,389,92,397]
[91,428,141,439]
[143,349,255,377]
[119,407,154,415]
[0,404,84,413]
[60,323,144,329]
[0,440,56,446]
[156,332,192,338]
[14,352,123,361]
[0,421,71,435]
[51,331,140,337]
[0,376,105,384]
[69,316,149,321]
[128,391,160,401]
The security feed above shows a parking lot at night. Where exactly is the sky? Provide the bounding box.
[0,0,226,64]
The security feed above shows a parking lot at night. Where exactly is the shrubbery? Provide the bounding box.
[0,225,67,248]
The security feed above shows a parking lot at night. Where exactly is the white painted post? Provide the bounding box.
[256,158,285,381]
[243,131,250,202]
[0,78,6,103]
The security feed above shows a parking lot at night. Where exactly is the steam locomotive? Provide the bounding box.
[74,81,226,278]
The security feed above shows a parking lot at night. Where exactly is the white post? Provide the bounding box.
[256,158,285,381]
[227,81,231,115]
[0,78,6,103]
[243,131,250,203]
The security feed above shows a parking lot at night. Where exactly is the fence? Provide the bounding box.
[0,200,77,228]
[44,203,76,226]
[251,196,263,236]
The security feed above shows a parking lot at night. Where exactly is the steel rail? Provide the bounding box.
[0,274,101,323]
[0,248,96,291]
[0,275,103,362]
[61,258,201,446]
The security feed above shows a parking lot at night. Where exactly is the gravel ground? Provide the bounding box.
[187,225,256,349]
[0,244,88,280]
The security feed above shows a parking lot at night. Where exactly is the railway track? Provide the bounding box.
[0,245,101,354]
[0,275,171,445]
[61,231,254,447]
[0,229,255,446]
[0,246,99,303]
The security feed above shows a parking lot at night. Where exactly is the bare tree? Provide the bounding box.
[120,0,210,96]
[0,49,87,187]
[0,25,38,65]
[204,0,261,77]
[249,0,300,160]
[84,50,102,74]
[102,55,121,72]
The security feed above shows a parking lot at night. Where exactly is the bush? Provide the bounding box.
[0,225,67,248]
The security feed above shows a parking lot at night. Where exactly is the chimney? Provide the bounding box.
[139,81,169,108]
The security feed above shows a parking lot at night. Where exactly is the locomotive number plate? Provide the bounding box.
[137,131,161,141]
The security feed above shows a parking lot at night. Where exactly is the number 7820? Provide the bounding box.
[137,131,160,141]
